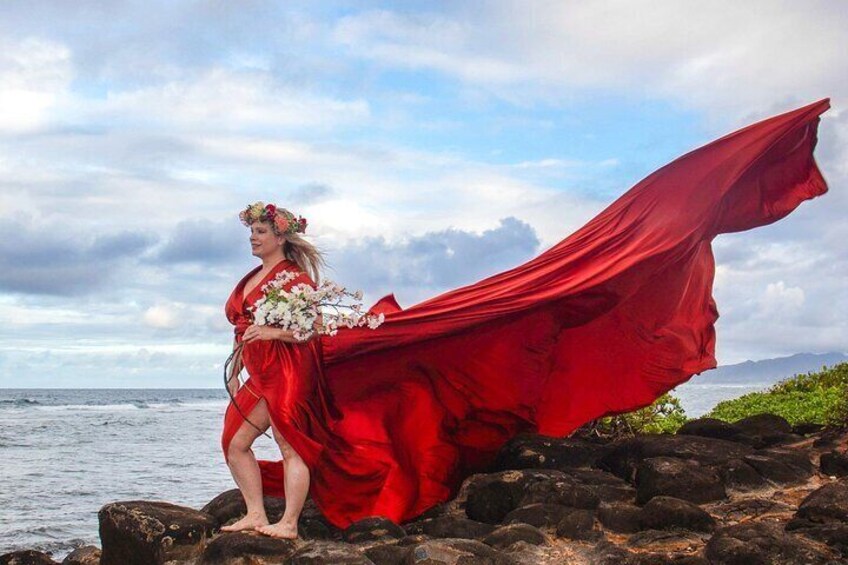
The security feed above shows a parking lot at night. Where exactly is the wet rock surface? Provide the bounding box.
[4,415,847,564]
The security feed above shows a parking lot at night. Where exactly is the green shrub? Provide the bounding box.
[706,362,848,427]
[578,392,689,439]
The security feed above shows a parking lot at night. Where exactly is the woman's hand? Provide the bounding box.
[243,324,283,343]
[243,324,317,344]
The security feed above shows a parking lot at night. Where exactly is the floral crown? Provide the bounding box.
[239,202,307,236]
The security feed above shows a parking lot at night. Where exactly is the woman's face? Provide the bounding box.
[249,221,283,258]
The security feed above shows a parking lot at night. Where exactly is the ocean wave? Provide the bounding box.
[0,398,41,407]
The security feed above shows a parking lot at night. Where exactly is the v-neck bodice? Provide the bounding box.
[240,259,295,305]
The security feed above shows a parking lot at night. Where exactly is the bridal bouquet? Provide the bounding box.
[249,270,385,341]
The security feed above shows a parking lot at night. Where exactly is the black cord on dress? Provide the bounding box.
[224,342,273,440]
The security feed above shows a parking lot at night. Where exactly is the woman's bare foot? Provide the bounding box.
[220,512,270,532]
[255,519,298,539]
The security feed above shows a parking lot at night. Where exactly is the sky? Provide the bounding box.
[0,1,846,388]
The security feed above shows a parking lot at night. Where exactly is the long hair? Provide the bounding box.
[281,231,328,284]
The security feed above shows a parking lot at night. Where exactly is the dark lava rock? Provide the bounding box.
[597,501,643,533]
[794,422,826,435]
[463,469,566,524]
[710,498,795,523]
[492,433,611,471]
[343,516,406,543]
[731,414,803,448]
[289,540,375,564]
[742,447,813,485]
[814,428,847,449]
[597,434,752,483]
[198,532,296,564]
[786,482,848,555]
[202,488,287,526]
[481,523,548,549]
[364,543,410,565]
[639,496,716,533]
[403,539,517,564]
[734,413,793,435]
[712,457,769,491]
[419,516,496,539]
[519,476,600,509]
[626,528,703,549]
[589,539,638,565]
[0,551,58,565]
[502,502,574,528]
[60,546,101,565]
[630,554,708,565]
[635,457,726,505]
[706,521,842,564]
[821,450,848,477]
[202,490,336,540]
[792,483,848,524]
[98,500,217,565]
[555,508,602,541]
[677,417,744,440]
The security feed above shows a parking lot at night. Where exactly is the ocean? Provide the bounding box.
[0,383,772,560]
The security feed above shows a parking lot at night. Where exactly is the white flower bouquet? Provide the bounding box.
[249,270,385,341]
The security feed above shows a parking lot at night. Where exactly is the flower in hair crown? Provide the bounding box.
[239,201,307,235]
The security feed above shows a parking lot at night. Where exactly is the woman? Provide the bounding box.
[220,98,831,535]
[220,203,336,539]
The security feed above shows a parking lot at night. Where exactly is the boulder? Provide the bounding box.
[60,546,101,565]
[597,501,643,533]
[786,483,848,555]
[742,447,813,485]
[98,500,217,565]
[820,450,848,477]
[343,516,406,543]
[555,509,603,541]
[597,435,752,483]
[732,414,802,448]
[201,489,288,526]
[676,417,744,440]
[639,496,716,533]
[289,540,376,564]
[519,477,600,509]
[705,521,841,564]
[492,433,611,471]
[793,422,826,435]
[419,516,496,540]
[711,457,769,491]
[198,532,296,564]
[463,469,566,524]
[401,539,516,564]
[0,551,58,565]
[502,503,574,529]
[363,543,410,565]
[481,523,548,549]
[635,457,726,505]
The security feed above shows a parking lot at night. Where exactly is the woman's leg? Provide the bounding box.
[255,425,310,539]
[220,397,272,532]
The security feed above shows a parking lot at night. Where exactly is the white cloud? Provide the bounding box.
[0,37,71,132]
[332,2,848,121]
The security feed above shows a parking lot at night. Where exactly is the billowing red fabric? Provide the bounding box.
[222,98,830,529]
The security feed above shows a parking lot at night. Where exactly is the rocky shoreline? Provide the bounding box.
[3,413,848,564]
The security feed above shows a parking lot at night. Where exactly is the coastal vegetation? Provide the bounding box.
[580,362,848,438]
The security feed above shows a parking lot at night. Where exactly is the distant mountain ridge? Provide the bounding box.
[698,352,848,385]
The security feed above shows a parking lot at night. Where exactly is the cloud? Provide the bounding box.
[0,217,157,296]
[332,2,848,122]
[328,216,540,306]
[153,218,245,264]
[0,37,71,133]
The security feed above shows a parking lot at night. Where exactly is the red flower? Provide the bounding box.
[265,204,277,216]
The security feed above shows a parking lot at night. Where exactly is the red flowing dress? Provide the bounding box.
[222,98,831,529]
